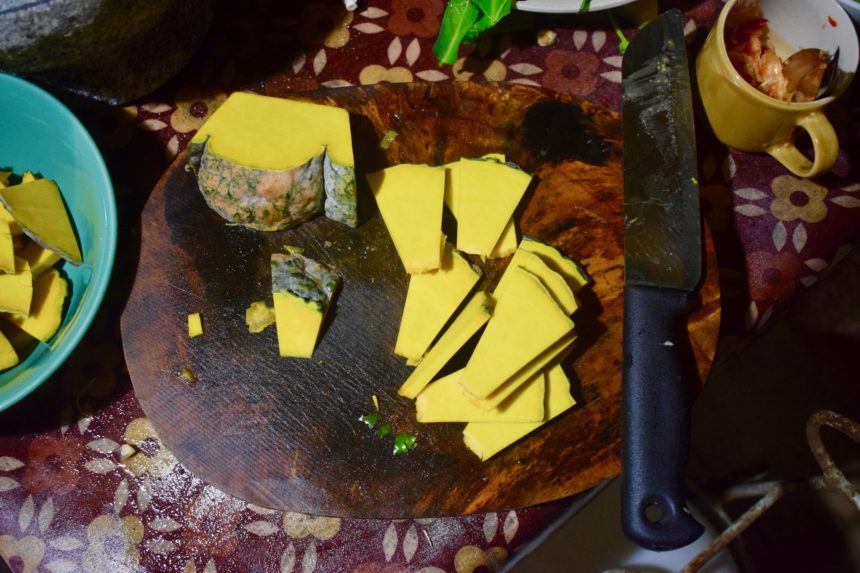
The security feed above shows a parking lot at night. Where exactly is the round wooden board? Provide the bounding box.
[121,82,721,518]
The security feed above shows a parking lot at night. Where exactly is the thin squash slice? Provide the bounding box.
[520,237,590,293]
[493,247,578,315]
[463,364,576,461]
[394,242,482,362]
[0,178,82,264]
[458,266,574,399]
[454,159,531,257]
[366,164,445,274]
[416,368,545,423]
[398,291,493,399]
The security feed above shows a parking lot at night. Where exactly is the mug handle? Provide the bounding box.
[767,110,838,178]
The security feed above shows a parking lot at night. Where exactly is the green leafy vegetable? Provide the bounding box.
[607,10,630,54]
[359,413,379,429]
[393,433,418,455]
[433,0,513,65]
[579,0,591,13]
[376,422,393,437]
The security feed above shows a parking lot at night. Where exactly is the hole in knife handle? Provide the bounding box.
[643,498,666,524]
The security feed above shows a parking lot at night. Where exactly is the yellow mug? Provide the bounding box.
[696,0,858,178]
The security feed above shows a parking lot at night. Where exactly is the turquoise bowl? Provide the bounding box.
[0,73,117,411]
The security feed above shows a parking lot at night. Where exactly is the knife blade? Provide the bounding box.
[620,9,705,551]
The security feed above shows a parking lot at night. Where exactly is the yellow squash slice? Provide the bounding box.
[0,329,18,370]
[462,364,576,461]
[493,247,578,315]
[271,253,340,358]
[489,218,518,259]
[273,293,325,358]
[19,240,62,279]
[366,164,445,274]
[187,313,203,337]
[0,256,33,317]
[454,159,531,257]
[520,237,590,293]
[398,291,493,399]
[0,178,82,264]
[394,242,482,362]
[476,333,575,411]
[459,266,574,399]
[416,368,545,423]
[8,268,67,342]
[0,219,14,273]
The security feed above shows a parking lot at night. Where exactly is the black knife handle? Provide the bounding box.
[621,284,704,551]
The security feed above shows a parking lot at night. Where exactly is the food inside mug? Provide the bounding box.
[725,0,832,102]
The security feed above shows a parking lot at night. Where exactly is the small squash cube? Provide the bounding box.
[187,313,203,338]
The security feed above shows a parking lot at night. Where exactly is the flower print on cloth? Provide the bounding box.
[0,535,45,573]
[360,64,414,84]
[20,435,84,496]
[454,544,508,573]
[121,418,178,480]
[282,512,341,540]
[82,514,144,573]
[542,50,601,98]
[770,175,828,223]
[452,57,507,82]
[177,486,246,558]
[388,0,444,38]
[170,87,228,134]
[747,250,802,302]
[302,2,354,48]
[352,563,414,573]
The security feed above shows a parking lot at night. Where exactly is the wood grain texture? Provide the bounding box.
[120,82,720,518]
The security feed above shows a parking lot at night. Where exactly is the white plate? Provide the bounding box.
[515,0,637,14]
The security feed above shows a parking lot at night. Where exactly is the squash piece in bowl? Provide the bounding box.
[0,73,117,411]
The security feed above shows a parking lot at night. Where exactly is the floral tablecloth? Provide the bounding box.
[1,1,859,572]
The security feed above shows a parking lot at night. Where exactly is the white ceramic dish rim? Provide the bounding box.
[515,0,637,14]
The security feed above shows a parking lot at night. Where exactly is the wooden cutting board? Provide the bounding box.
[121,82,720,518]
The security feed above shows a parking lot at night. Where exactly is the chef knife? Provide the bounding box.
[620,9,705,551]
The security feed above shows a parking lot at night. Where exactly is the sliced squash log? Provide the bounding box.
[188,92,357,230]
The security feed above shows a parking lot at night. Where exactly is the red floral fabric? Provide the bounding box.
[1,1,858,571]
